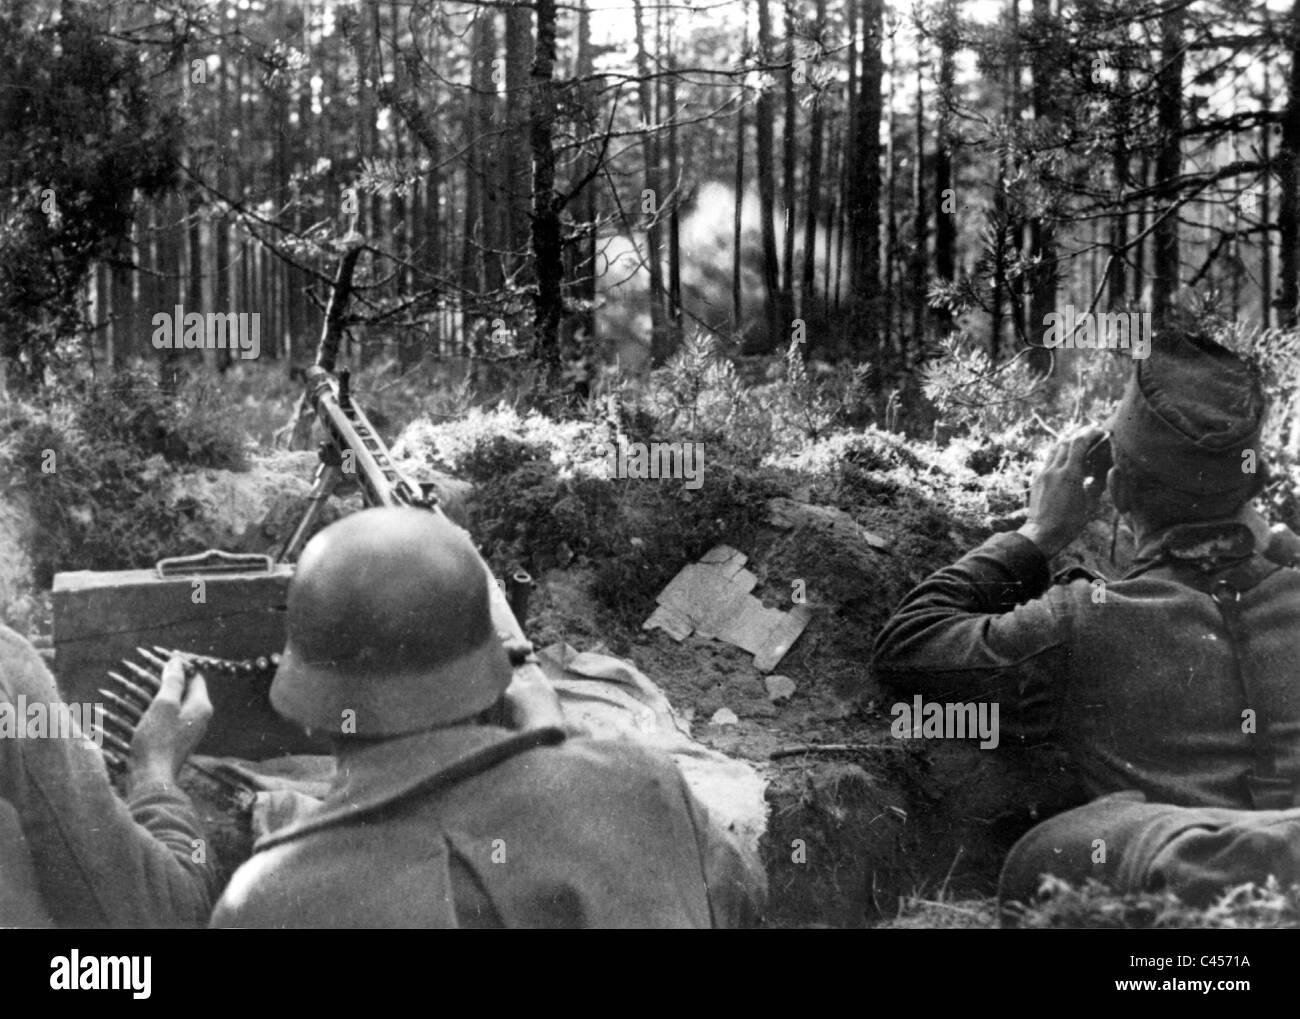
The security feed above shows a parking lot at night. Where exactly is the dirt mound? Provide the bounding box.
[527,476,1084,925]
[154,450,328,555]
[390,411,1113,925]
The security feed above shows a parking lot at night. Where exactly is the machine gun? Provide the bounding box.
[278,363,534,618]
[279,363,546,695]
[278,365,436,557]
[91,363,553,775]
[84,235,554,766]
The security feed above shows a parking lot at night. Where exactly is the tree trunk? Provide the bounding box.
[388,2,418,371]
[282,240,366,449]
[1134,153,1148,306]
[186,186,203,369]
[667,33,683,344]
[884,24,899,347]
[933,0,958,329]
[911,59,926,358]
[823,108,840,308]
[782,0,797,312]
[1107,43,1130,309]
[1278,0,1300,327]
[734,18,748,330]
[109,228,134,371]
[464,11,499,329]
[1262,67,1273,329]
[1026,0,1056,373]
[755,0,785,347]
[575,0,599,347]
[801,0,828,324]
[847,0,883,356]
[633,0,671,363]
[505,1,534,278]
[214,46,233,373]
[530,0,564,384]
[990,0,1018,361]
[1151,4,1185,326]
[292,38,312,366]
[834,0,858,311]
[349,0,381,366]
[354,2,376,244]
[274,74,292,365]
[158,196,181,386]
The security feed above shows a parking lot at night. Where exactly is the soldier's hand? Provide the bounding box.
[127,656,212,792]
[1018,427,1107,558]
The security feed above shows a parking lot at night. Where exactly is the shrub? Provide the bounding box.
[0,369,247,585]
[636,331,873,464]
[404,410,787,626]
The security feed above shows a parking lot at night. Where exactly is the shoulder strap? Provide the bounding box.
[257,726,568,849]
[1130,551,1292,807]
[1185,556,1290,808]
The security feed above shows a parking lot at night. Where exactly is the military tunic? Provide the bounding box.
[0,625,216,926]
[212,724,766,928]
[873,522,1300,908]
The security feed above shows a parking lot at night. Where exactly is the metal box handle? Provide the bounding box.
[155,550,274,578]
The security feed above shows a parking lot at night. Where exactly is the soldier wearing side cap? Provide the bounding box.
[873,332,1300,917]
[211,506,765,928]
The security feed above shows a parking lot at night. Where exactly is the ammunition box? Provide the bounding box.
[52,562,326,760]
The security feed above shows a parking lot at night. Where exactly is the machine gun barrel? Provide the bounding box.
[303,364,426,510]
[278,366,429,563]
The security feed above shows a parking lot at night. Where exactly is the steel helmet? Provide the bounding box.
[271,507,512,737]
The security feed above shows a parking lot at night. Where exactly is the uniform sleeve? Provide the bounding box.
[871,532,1076,744]
[0,626,216,927]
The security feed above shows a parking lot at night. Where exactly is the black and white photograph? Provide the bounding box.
[0,0,1296,981]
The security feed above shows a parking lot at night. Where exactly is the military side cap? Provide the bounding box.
[1107,335,1265,497]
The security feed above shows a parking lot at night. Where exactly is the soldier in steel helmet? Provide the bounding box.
[211,506,765,928]
[873,331,1300,917]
